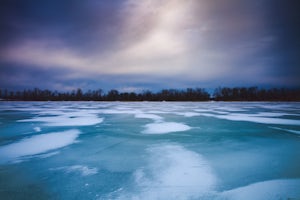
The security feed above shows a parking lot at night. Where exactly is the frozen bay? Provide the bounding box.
[0,101,300,200]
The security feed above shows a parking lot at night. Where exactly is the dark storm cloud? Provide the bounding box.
[197,0,300,86]
[0,61,171,92]
[0,62,76,90]
[0,0,124,53]
[264,0,300,85]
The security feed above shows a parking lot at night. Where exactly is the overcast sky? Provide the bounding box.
[0,0,299,92]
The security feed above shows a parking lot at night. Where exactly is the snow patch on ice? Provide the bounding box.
[176,112,201,117]
[252,112,290,117]
[147,110,169,114]
[51,165,98,176]
[201,113,300,125]
[102,109,165,122]
[214,107,246,112]
[18,110,103,126]
[220,179,300,200]
[143,122,191,134]
[101,109,142,115]
[67,165,98,176]
[0,129,81,163]
[134,113,163,122]
[33,127,41,132]
[36,151,60,158]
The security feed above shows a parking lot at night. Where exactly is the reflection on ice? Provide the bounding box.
[114,144,216,199]
[0,129,81,163]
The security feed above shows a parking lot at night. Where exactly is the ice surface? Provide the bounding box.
[201,113,300,125]
[0,129,81,163]
[35,151,60,158]
[51,165,98,176]
[0,102,299,199]
[221,179,300,200]
[270,127,300,135]
[143,122,191,134]
[33,127,41,132]
[101,109,142,115]
[18,111,103,126]
[102,108,166,123]
[252,112,296,117]
[147,110,169,114]
[134,113,163,122]
[175,112,201,117]
[115,144,217,199]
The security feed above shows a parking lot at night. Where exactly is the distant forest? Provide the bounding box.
[0,87,299,101]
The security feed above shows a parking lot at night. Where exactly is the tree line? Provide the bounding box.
[0,88,210,101]
[213,87,300,101]
[0,87,299,101]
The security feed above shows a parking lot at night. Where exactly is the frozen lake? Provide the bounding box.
[0,101,300,200]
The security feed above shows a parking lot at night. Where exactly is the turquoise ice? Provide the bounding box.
[0,102,300,199]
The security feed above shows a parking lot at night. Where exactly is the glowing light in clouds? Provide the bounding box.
[1,0,197,76]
